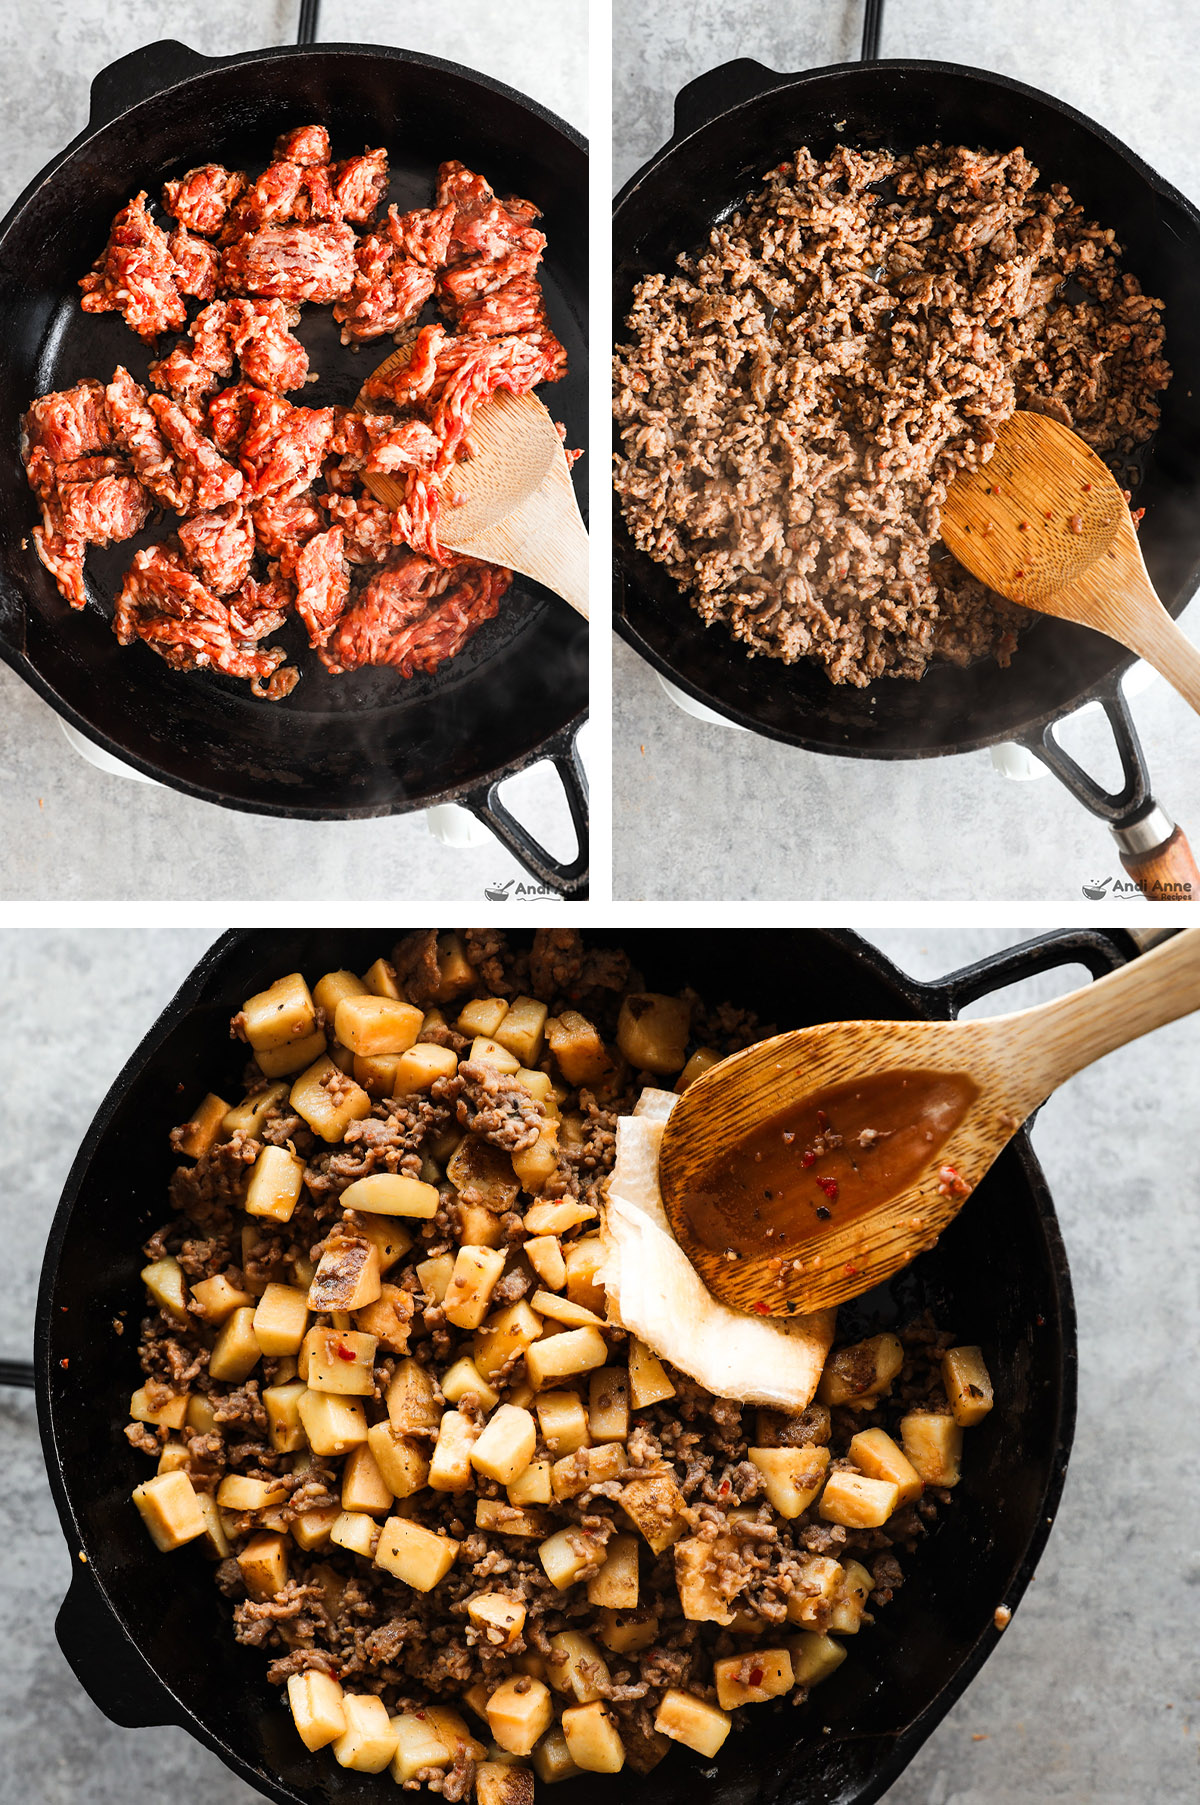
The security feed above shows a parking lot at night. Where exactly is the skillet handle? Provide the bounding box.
[924,928,1137,1018]
[462,722,589,900]
[88,40,213,131]
[1116,816,1200,901]
[56,1566,180,1729]
[671,59,794,140]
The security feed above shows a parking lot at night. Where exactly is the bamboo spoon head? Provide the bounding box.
[657,1018,1040,1316]
[941,411,1127,608]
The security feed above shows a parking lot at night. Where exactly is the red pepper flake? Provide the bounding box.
[816,1176,839,1201]
[335,1342,356,1362]
[1044,510,1053,520]
[842,1262,861,1277]
[1017,520,1028,531]
[801,1149,817,1168]
[753,1301,770,1315]
[1081,481,1092,492]
[718,1479,731,1496]
[60,1357,69,1369]
[748,1666,765,1687]
[1013,569,1025,579]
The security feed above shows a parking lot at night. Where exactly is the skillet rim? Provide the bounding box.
[611,55,1200,761]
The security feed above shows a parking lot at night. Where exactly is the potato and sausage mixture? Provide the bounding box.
[127,929,993,1799]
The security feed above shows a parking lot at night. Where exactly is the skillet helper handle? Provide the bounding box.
[1116,811,1200,901]
[464,723,589,899]
[87,41,213,130]
[0,1357,35,1387]
[56,1567,179,1730]
[671,59,794,139]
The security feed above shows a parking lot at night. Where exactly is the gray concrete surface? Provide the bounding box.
[1,927,1196,1804]
[0,0,587,901]
[612,0,1200,901]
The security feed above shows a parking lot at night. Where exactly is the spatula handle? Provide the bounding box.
[1008,926,1200,1094]
[1120,601,1200,717]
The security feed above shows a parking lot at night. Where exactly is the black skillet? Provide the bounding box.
[612,0,1200,894]
[4,926,1156,1803]
[0,21,588,895]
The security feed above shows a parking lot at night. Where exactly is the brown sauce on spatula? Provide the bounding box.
[681,1069,978,1257]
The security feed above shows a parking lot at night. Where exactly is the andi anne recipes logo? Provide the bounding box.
[484,878,558,901]
[1082,874,1194,900]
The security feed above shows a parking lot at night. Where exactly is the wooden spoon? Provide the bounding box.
[940,410,1200,713]
[354,346,588,618]
[658,927,1200,1317]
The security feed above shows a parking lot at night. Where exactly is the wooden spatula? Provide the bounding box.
[940,411,1200,712]
[354,347,588,618]
[658,927,1200,1317]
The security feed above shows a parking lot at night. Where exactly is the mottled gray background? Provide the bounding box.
[0,0,587,901]
[612,0,1200,900]
[2,928,1196,1803]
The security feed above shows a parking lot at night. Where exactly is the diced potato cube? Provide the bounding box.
[417,1253,455,1303]
[476,1761,535,1805]
[478,1499,552,1538]
[675,1048,720,1093]
[847,1427,925,1505]
[354,1283,414,1355]
[586,1534,639,1609]
[474,1301,543,1382]
[156,1441,189,1475]
[457,1203,505,1249]
[616,993,691,1075]
[367,1421,431,1498]
[537,1392,590,1455]
[545,1012,615,1087]
[302,1326,377,1396]
[189,1489,228,1558]
[458,995,510,1038]
[504,1459,549,1508]
[190,1273,254,1324]
[654,1689,731,1758]
[620,1470,688,1553]
[819,1470,899,1528]
[313,969,369,1017]
[130,1386,188,1430]
[296,1390,368,1456]
[468,1593,527,1649]
[551,1443,624,1501]
[307,1237,381,1313]
[675,1535,736,1625]
[531,1290,604,1329]
[785,1556,844,1625]
[221,1082,289,1141]
[264,1379,308,1452]
[447,1135,520,1211]
[331,1510,382,1558]
[290,1056,371,1143]
[524,1235,566,1291]
[505,1380,536,1410]
[748,1445,831,1518]
[445,1245,508,1330]
[353,1052,402,1098]
[485,1676,552,1756]
[385,1358,441,1433]
[392,1042,459,1098]
[511,1122,560,1194]
[538,1526,594,1589]
[252,1283,309,1357]
[788,1630,847,1688]
[238,1530,289,1600]
[713,1648,794,1710]
[523,1200,597,1236]
[561,1702,624,1774]
[217,1473,287,1512]
[340,1442,394,1515]
[817,1333,904,1408]
[244,1145,306,1225]
[375,1516,459,1590]
[900,1411,963,1486]
[492,996,548,1066]
[186,1394,218,1434]
[548,1631,612,1704]
[531,1726,580,1785]
[333,1692,397,1773]
[596,1608,659,1654]
[434,932,476,1000]
[141,1256,189,1323]
[441,1355,500,1413]
[351,1214,414,1271]
[340,1172,440,1217]
[291,1504,340,1552]
[256,1029,327,1078]
[526,1327,608,1390]
[209,1306,262,1383]
[941,1345,994,1426]
[628,1338,676,1408]
[429,1410,478,1492]
[563,1237,606,1316]
[829,1560,874,1635]
[390,1712,452,1783]
[335,995,423,1057]
[132,1470,206,1551]
[242,972,317,1052]
[173,1092,230,1160]
[362,957,402,999]
[471,1404,537,1485]
[288,1669,346,1752]
[588,1368,629,1442]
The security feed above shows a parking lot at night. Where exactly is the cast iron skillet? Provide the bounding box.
[612,15,1200,883]
[0,38,588,894]
[14,925,1148,1804]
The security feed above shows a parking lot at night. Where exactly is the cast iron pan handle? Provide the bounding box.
[925,927,1138,1019]
[0,1357,34,1387]
[56,1566,180,1729]
[462,722,589,899]
[87,41,215,132]
[671,59,797,141]
[1018,677,1198,902]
